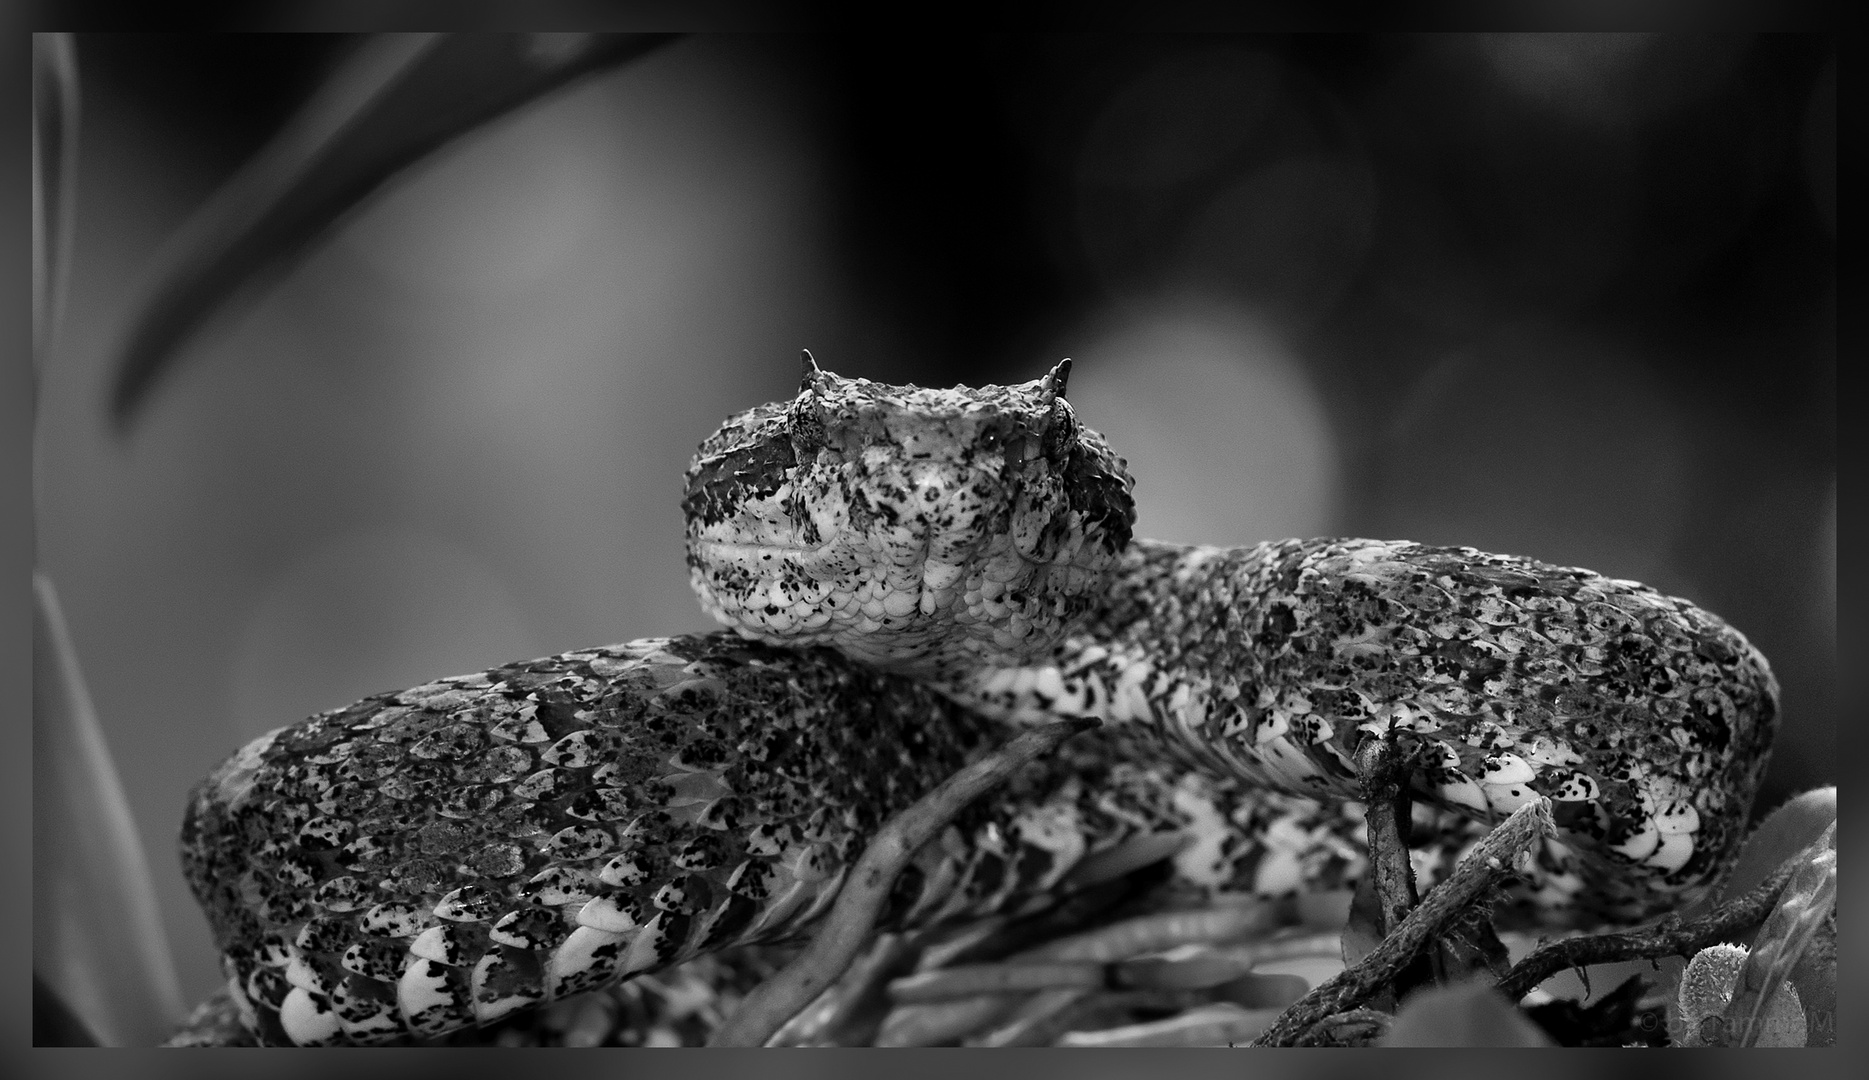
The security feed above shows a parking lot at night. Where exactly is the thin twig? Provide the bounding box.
[706,717,1098,1046]
[1253,797,1553,1046]
[1355,738,1419,938]
[1350,738,1430,1004]
[1290,1006,1391,1047]
[1493,833,1817,1003]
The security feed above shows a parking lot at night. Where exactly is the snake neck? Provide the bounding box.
[938,534,1781,923]
[938,537,1352,801]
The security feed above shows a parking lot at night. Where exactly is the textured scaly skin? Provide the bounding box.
[952,537,1779,921]
[183,359,1777,1044]
[685,360,1779,923]
[181,635,1372,1045]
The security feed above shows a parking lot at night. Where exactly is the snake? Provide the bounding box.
[180,356,1779,1045]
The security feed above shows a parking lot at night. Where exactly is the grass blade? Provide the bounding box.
[1719,822,1835,1046]
[33,574,186,1045]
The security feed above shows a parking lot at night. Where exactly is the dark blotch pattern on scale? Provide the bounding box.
[1045,537,1780,921]
[677,365,1779,925]
[183,363,1781,1045]
[182,634,1378,1045]
[682,365,1135,676]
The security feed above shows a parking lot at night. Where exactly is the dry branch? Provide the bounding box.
[1254,796,1554,1046]
[1493,829,1821,1003]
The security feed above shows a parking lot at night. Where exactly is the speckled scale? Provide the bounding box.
[183,633,1391,1045]
[180,638,954,1043]
[680,368,1778,922]
[964,537,1778,921]
[184,366,1784,1045]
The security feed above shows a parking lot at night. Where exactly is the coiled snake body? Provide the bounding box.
[182,359,1778,1045]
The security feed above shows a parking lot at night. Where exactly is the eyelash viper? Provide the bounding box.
[180,357,1777,1044]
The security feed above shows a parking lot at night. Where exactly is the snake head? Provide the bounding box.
[683,355,1135,676]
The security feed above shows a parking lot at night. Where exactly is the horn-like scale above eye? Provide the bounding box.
[798,348,826,393]
[1040,357,1072,399]
[790,349,834,455]
[683,354,1137,677]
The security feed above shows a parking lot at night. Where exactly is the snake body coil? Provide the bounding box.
[182,359,1778,1044]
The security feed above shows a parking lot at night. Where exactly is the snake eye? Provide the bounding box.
[790,390,828,454]
[1042,399,1077,462]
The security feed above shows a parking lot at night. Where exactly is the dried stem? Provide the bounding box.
[706,717,1098,1047]
[1350,737,1436,1005]
[1289,1006,1390,1047]
[1355,738,1419,938]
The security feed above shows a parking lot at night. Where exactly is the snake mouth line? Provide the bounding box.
[691,538,835,561]
[694,534,988,582]
[692,534,960,567]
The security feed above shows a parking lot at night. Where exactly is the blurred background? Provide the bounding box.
[35,34,1835,1015]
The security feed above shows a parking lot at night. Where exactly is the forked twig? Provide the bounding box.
[707,717,1099,1046]
[1254,797,1553,1046]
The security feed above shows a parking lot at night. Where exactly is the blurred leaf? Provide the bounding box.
[108,31,678,431]
[34,33,181,1048]
[32,31,79,382]
[1616,786,1839,1040]
[1710,786,1837,909]
[34,573,186,1045]
[34,972,98,1047]
[1381,980,1552,1047]
[1785,909,1835,1046]
[1719,822,1834,1047]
